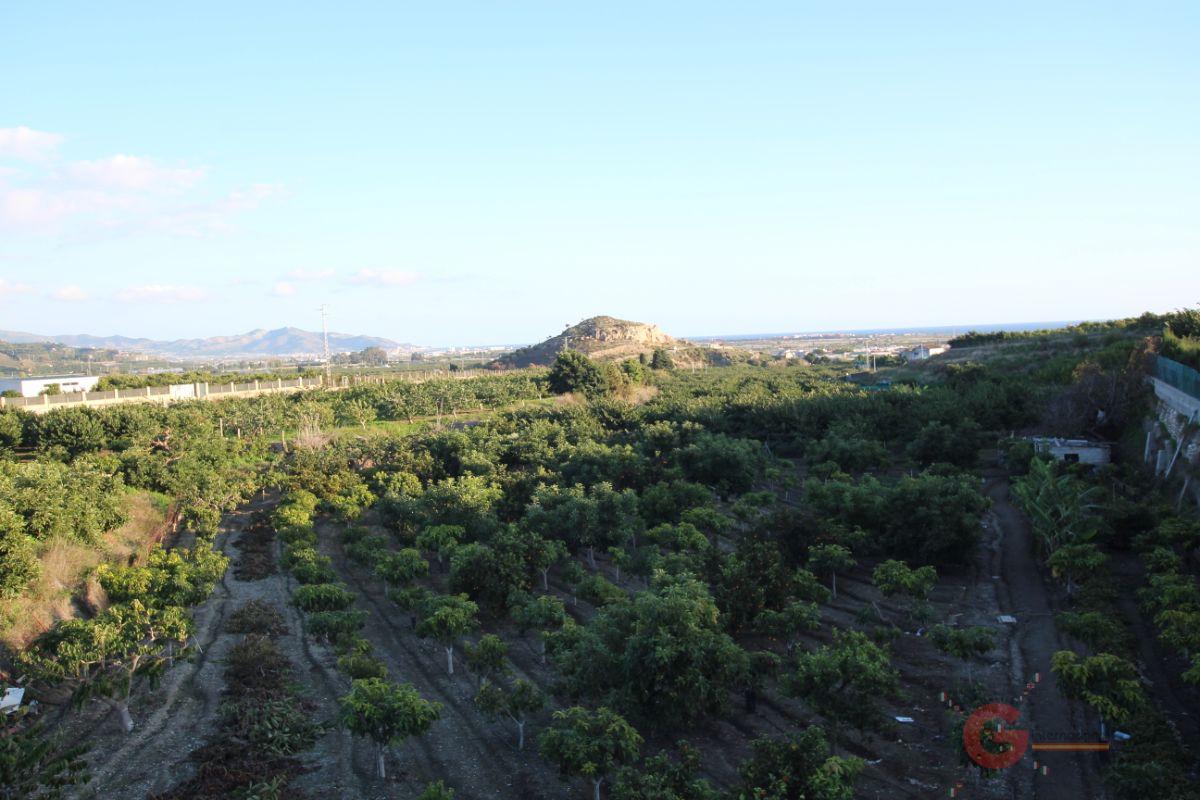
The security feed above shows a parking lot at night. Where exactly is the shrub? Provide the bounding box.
[576,574,628,607]
[337,652,388,680]
[220,697,322,756]
[340,525,371,545]
[225,634,293,694]
[278,526,317,548]
[345,534,389,565]
[307,610,368,642]
[227,601,287,636]
[293,583,356,613]
[291,558,337,585]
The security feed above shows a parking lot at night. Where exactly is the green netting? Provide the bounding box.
[1156,355,1200,400]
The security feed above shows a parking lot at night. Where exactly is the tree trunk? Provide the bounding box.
[446,645,455,675]
[516,719,525,750]
[593,777,603,800]
[377,744,387,778]
[541,568,550,591]
[116,699,134,733]
[831,572,838,600]
[587,546,596,570]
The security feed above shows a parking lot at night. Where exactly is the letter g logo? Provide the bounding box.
[963,703,1029,770]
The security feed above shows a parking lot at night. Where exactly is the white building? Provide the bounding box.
[0,374,101,398]
[1028,436,1111,467]
[903,345,948,361]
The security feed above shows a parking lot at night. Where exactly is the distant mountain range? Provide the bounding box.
[0,327,416,358]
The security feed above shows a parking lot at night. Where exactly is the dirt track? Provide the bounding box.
[985,476,1103,800]
[59,497,375,800]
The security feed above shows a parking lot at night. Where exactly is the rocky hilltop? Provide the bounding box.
[494,316,679,368]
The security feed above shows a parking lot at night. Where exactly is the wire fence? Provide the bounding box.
[0,369,492,411]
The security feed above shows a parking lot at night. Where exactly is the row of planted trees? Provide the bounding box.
[1013,451,1200,798]
[273,487,447,782]
[252,357,1022,799]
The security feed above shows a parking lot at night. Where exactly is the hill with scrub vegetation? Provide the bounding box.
[493,316,683,368]
[494,315,746,369]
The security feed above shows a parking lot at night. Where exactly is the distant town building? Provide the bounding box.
[0,374,101,397]
[903,345,948,361]
[1028,436,1111,467]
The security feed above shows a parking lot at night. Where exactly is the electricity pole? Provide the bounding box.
[319,304,331,385]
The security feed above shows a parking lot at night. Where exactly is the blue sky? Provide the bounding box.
[1,2,1197,345]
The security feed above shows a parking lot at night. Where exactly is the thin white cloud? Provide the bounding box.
[0,278,33,298]
[0,186,134,228]
[0,132,281,239]
[0,127,64,160]
[220,183,282,212]
[64,155,206,192]
[50,284,88,301]
[114,284,210,303]
[149,183,285,237]
[288,267,335,281]
[344,268,421,287]
[271,281,296,297]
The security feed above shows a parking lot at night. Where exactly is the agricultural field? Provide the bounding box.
[2,312,1199,800]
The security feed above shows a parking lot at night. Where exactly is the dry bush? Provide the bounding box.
[0,492,169,649]
[234,515,277,581]
[622,384,659,405]
[227,600,286,636]
[293,414,331,451]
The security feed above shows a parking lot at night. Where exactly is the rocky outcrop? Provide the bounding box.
[494,316,679,368]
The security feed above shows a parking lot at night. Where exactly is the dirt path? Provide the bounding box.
[60,499,268,799]
[58,497,376,800]
[985,476,1104,800]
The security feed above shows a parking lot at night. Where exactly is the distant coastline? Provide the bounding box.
[689,320,1082,342]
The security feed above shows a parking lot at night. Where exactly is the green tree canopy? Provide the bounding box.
[539,706,642,800]
[339,678,442,778]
